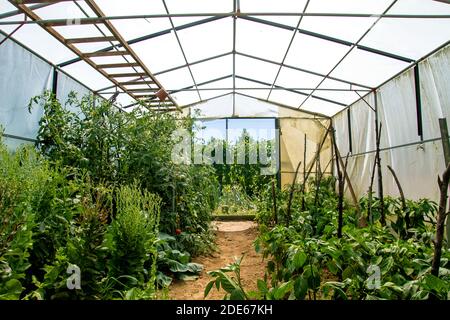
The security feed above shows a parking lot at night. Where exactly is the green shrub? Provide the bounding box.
[106,184,161,291]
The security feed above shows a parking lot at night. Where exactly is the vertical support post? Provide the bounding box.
[374,91,385,226]
[414,65,424,140]
[439,118,450,248]
[275,118,282,189]
[52,67,58,96]
[347,109,353,154]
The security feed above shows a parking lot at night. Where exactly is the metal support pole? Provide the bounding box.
[276,118,282,189]
[414,65,424,140]
[52,67,58,96]
[439,118,450,248]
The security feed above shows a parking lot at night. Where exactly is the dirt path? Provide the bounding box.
[169,221,266,300]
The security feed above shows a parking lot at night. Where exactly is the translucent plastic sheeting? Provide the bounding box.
[0,24,77,64]
[187,93,318,120]
[236,18,294,62]
[280,118,332,187]
[332,45,450,202]
[0,34,53,141]
[344,141,445,202]
[95,0,171,41]
[1,136,33,152]
[177,18,232,63]
[56,70,91,109]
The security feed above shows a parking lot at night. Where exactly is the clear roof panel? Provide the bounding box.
[301,96,346,117]
[306,0,392,14]
[330,48,409,88]
[0,1,15,13]
[198,77,233,90]
[33,1,90,20]
[312,90,360,106]
[172,91,200,106]
[1,24,77,64]
[389,0,450,15]
[197,90,229,101]
[156,67,194,91]
[62,60,113,91]
[300,17,377,43]
[361,18,450,60]
[1,0,449,117]
[53,24,111,40]
[190,54,232,84]
[131,32,186,73]
[165,0,232,14]
[236,55,279,84]
[96,0,171,41]
[240,0,308,27]
[285,33,349,75]
[177,18,232,63]
[236,18,294,62]
[269,90,308,109]
[275,67,324,90]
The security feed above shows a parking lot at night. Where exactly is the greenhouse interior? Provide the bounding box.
[0,0,450,302]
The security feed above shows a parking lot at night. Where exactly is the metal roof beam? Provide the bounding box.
[0,3,52,19]
[235,75,347,107]
[240,15,415,63]
[300,0,399,109]
[236,51,373,90]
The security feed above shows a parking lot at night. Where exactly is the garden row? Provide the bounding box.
[0,92,219,300]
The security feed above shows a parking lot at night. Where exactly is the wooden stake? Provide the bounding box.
[431,163,450,278]
[387,165,409,230]
[271,179,278,225]
[287,161,302,225]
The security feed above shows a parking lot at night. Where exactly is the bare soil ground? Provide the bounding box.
[169,221,266,300]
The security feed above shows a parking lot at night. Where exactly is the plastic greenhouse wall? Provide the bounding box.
[0,32,92,150]
[332,45,450,202]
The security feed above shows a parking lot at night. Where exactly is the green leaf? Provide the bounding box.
[292,251,308,270]
[204,281,215,298]
[167,260,189,273]
[0,279,23,300]
[294,276,308,300]
[229,289,246,300]
[156,272,172,288]
[257,279,268,295]
[273,281,293,300]
[186,263,203,274]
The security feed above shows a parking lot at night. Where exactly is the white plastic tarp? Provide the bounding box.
[333,45,450,202]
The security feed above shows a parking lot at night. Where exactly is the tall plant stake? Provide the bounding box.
[431,163,450,278]
[387,165,409,230]
[287,161,302,225]
[302,134,307,211]
[271,179,278,225]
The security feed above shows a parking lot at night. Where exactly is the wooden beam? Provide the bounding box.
[7,1,143,102]
[84,0,178,108]
[120,80,155,86]
[12,0,76,3]
[66,36,116,44]
[84,50,130,57]
[109,73,147,78]
[97,62,140,68]
[127,88,159,93]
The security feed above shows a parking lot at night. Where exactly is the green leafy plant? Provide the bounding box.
[205,256,253,300]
